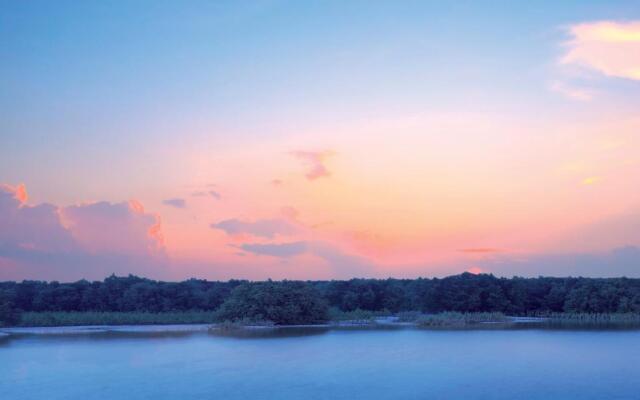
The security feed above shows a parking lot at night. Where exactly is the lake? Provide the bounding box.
[1,326,639,400]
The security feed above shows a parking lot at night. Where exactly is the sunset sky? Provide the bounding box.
[1,1,640,281]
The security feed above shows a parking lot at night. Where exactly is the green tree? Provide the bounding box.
[216,281,329,325]
[0,298,20,326]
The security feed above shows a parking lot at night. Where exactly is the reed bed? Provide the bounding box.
[545,313,640,324]
[18,311,218,327]
[328,308,390,323]
[416,312,508,327]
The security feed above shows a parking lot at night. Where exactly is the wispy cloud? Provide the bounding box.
[290,150,333,180]
[479,246,640,278]
[237,241,308,257]
[561,20,640,81]
[162,198,187,208]
[459,248,501,254]
[192,190,221,200]
[234,240,377,277]
[211,218,299,238]
[549,81,594,101]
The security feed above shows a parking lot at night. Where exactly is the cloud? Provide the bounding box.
[231,237,377,277]
[459,248,501,254]
[549,81,594,101]
[481,246,640,278]
[162,198,187,208]
[0,184,76,254]
[211,218,299,238]
[561,21,640,80]
[238,241,308,257]
[307,242,377,278]
[61,200,165,255]
[279,206,299,220]
[0,183,167,281]
[290,150,333,180]
[192,190,221,200]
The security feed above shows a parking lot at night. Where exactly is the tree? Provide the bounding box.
[216,281,329,324]
[0,295,20,326]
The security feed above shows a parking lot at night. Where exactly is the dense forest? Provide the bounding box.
[2,273,640,326]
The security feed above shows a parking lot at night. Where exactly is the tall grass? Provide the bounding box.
[18,311,218,327]
[396,311,423,322]
[545,313,640,324]
[328,308,390,323]
[212,318,276,331]
[416,312,508,327]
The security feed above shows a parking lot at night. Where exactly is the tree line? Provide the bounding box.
[2,273,640,325]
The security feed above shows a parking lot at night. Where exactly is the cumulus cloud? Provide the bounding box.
[0,183,167,281]
[62,200,165,255]
[0,184,76,254]
[290,150,333,180]
[162,198,187,208]
[211,218,299,238]
[561,20,640,80]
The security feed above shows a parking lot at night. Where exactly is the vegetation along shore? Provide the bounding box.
[2,273,640,327]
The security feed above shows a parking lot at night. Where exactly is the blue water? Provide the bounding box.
[1,327,639,400]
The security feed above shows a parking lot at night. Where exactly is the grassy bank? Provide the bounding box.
[7,311,640,328]
[415,312,509,327]
[544,313,640,324]
[17,311,218,327]
[328,308,390,323]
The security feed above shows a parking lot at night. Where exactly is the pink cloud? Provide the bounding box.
[0,183,167,280]
[290,150,333,180]
[62,200,165,255]
[561,21,640,80]
[549,81,594,101]
[0,184,76,254]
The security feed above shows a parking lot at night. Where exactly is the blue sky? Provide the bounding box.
[1,1,640,280]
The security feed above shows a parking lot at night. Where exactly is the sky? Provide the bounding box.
[1,1,640,281]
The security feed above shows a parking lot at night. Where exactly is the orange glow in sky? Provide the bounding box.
[1,5,640,281]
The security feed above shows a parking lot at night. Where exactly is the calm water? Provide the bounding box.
[1,326,640,400]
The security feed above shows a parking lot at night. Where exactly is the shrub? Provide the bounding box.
[17,311,218,327]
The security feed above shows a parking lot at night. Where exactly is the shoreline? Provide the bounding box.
[4,315,640,337]
[0,316,547,336]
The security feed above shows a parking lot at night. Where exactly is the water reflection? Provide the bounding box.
[2,325,640,400]
[209,326,332,339]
